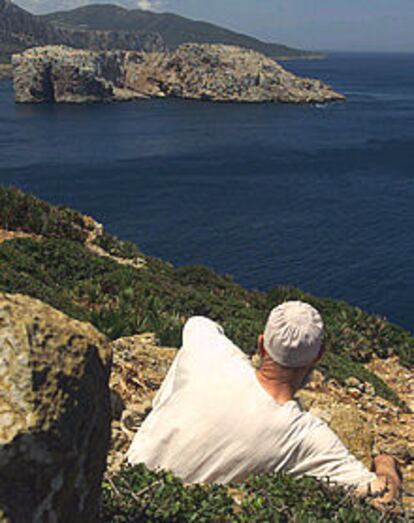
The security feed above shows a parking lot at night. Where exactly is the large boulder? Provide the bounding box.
[0,293,112,523]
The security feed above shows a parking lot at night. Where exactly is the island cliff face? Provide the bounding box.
[12,44,345,104]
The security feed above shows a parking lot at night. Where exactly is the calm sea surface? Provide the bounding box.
[0,53,413,331]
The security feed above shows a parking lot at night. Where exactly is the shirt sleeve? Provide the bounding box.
[182,316,248,360]
[182,316,225,348]
[152,317,224,409]
[287,412,377,489]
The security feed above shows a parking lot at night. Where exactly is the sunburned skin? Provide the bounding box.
[356,455,403,509]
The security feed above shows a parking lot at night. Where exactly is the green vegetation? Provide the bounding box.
[102,464,402,522]
[94,231,144,260]
[0,186,412,409]
[1,186,412,521]
[0,186,93,242]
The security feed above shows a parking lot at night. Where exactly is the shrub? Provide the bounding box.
[94,231,144,260]
[0,236,408,407]
[101,464,405,522]
[0,186,91,242]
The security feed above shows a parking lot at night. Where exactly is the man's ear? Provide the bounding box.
[258,334,265,357]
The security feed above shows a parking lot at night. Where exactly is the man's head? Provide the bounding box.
[257,301,325,394]
[263,301,324,368]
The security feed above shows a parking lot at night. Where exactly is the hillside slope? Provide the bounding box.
[0,186,412,519]
[16,0,139,11]
[42,3,323,60]
[0,0,164,63]
[0,185,412,391]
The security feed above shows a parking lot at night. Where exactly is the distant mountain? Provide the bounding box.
[1,0,323,66]
[0,0,164,63]
[41,4,322,60]
[15,0,139,14]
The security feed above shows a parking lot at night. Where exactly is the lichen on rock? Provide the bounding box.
[0,293,112,523]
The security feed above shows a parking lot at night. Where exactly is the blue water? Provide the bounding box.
[0,53,413,331]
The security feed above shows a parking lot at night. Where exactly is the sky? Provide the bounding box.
[143,0,414,52]
[18,0,414,52]
[160,0,414,52]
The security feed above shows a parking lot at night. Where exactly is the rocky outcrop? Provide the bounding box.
[0,65,12,81]
[108,334,177,473]
[12,44,345,104]
[0,293,112,523]
[12,47,121,103]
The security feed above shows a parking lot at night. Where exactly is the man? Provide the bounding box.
[127,301,401,506]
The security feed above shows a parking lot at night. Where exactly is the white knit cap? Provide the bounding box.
[263,301,324,368]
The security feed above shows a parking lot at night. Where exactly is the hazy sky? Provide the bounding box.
[147,0,414,52]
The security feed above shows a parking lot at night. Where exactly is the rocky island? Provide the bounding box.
[0,65,12,81]
[12,44,345,104]
[0,186,412,522]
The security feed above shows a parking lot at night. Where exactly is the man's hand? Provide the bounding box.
[369,455,402,508]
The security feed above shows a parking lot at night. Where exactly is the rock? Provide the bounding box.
[305,369,325,390]
[0,293,112,523]
[107,334,177,473]
[12,44,345,105]
[297,389,373,466]
[364,382,376,397]
[12,47,120,103]
[0,65,12,82]
[348,387,363,399]
[110,390,125,421]
[345,376,363,389]
[51,63,114,103]
[329,404,373,465]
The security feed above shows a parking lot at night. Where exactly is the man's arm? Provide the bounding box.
[291,414,403,508]
[152,316,226,409]
[362,455,402,507]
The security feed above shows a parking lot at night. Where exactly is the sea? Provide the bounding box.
[0,52,413,332]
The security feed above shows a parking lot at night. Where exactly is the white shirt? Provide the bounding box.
[127,316,376,488]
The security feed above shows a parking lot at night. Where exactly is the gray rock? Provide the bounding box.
[0,293,112,523]
[0,65,12,82]
[12,44,345,105]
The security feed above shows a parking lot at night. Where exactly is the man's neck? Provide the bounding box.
[255,370,296,404]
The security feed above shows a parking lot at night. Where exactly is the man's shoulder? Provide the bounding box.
[184,316,224,334]
[182,316,225,348]
[181,316,249,365]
